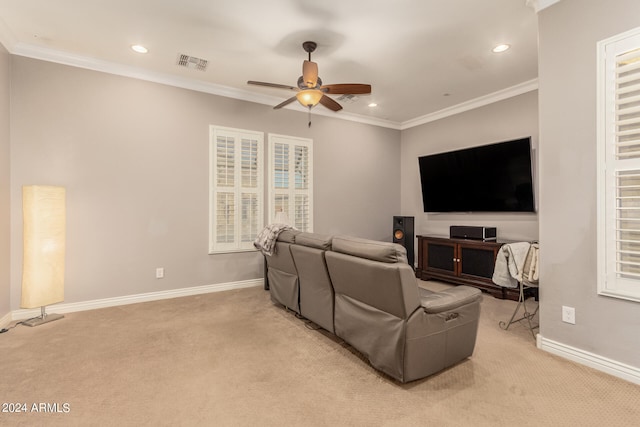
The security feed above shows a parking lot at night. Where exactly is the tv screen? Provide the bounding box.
[418,137,535,213]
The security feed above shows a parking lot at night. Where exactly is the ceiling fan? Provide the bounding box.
[248,41,371,119]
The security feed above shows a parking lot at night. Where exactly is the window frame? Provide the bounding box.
[597,26,640,302]
[209,125,264,254]
[267,133,314,232]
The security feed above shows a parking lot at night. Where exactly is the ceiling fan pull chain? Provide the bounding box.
[308,106,312,128]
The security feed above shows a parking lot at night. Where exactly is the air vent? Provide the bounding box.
[177,54,208,71]
[337,94,359,103]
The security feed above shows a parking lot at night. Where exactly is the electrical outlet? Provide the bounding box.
[562,306,575,324]
[156,267,164,279]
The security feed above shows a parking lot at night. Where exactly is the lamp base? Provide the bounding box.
[22,313,64,327]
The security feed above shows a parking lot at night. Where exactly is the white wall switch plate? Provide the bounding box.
[156,267,164,279]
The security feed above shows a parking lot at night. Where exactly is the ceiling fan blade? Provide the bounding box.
[274,96,298,109]
[247,81,297,91]
[302,60,318,88]
[319,95,343,112]
[321,83,372,95]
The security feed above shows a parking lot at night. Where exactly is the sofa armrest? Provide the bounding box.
[419,286,482,314]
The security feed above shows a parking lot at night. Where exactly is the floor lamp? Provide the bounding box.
[21,185,66,327]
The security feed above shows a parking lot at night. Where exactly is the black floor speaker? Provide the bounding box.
[393,216,415,267]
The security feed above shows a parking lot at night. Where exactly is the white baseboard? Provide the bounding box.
[11,278,263,321]
[0,311,11,328]
[538,334,640,386]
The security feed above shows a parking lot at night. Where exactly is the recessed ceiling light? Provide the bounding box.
[131,45,148,54]
[492,44,510,53]
[368,103,378,108]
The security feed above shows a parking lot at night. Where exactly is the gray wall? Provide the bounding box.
[0,44,10,318]
[538,0,640,368]
[401,91,539,244]
[9,56,400,309]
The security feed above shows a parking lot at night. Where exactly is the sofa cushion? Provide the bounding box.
[295,232,333,250]
[291,243,335,333]
[276,229,301,243]
[327,251,419,319]
[331,235,408,264]
[419,286,482,314]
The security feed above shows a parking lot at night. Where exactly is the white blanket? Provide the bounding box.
[492,242,535,288]
[523,243,539,283]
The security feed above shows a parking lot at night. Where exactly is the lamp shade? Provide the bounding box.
[296,89,323,108]
[273,211,290,226]
[21,185,66,309]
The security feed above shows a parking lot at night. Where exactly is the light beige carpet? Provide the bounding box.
[1,281,639,426]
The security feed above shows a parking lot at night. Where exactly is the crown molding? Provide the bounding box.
[526,0,562,13]
[4,39,536,131]
[399,78,539,130]
[8,41,403,129]
[11,42,290,107]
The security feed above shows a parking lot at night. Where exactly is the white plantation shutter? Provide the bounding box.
[598,29,640,301]
[294,145,311,230]
[269,134,313,231]
[240,137,261,244]
[210,126,264,253]
[216,192,235,244]
[295,194,310,231]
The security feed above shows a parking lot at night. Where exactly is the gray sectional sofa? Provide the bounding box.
[264,231,482,383]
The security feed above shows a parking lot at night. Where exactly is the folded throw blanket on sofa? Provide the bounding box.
[253,224,293,256]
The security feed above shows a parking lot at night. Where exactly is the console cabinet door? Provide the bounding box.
[458,243,499,282]
[425,241,457,275]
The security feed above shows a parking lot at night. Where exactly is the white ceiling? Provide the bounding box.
[0,0,546,129]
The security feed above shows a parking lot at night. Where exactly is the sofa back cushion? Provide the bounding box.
[325,250,420,320]
[289,232,334,332]
[331,235,408,264]
[295,232,333,250]
[276,229,300,243]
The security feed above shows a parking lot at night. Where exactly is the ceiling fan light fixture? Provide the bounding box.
[296,89,323,107]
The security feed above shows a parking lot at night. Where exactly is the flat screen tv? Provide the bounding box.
[418,137,535,213]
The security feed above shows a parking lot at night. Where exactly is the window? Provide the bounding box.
[209,126,264,253]
[597,27,640,302]
[268,134,313,232]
